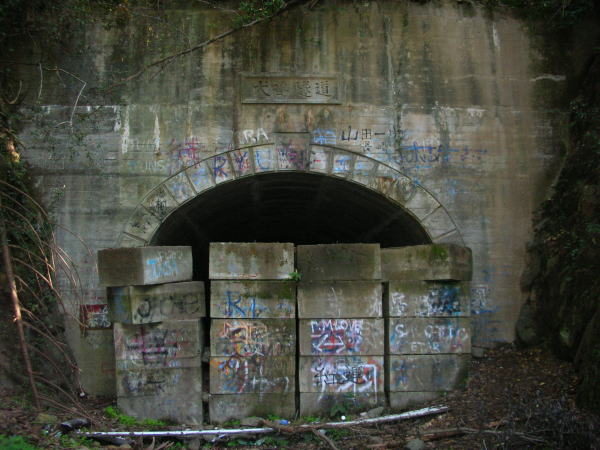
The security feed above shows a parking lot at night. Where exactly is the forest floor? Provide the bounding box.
[1,344,599,449]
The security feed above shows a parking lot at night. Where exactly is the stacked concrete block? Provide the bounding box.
[383,244,472,410]
[100,246,205,425]
[208,243,296,423]
[297,244,385,416]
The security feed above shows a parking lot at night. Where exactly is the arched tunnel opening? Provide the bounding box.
[150,171,432,280]
[148,171,434,420]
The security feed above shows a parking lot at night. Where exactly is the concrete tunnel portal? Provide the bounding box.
[149,171,433,281]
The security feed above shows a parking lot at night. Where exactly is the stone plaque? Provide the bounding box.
[241,74,342,104]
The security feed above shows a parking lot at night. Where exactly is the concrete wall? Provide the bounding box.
[15,0,567,394]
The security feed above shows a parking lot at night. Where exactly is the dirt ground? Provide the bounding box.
[1,344,599,449]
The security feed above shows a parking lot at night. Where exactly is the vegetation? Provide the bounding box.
[104,405,168,429]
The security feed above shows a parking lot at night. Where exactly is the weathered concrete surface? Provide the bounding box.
[299,319,384,356]
[298,281,382,318]
[209,356,295,394]
[299,392,383,416]
[65,317,115,397]
[387,354,470,391]
[209,243,294,280]
[210,280,295,318]
[114,320,203,369]
[210,319,296,357]
[98,247,193,286]
[385,281,470,317]
[108,281,205,324]
[297,244,381,280]
[388,392,441,411]
[20,0,573,394]
[388,318,471,354]
[209,393,295,423]
[299,356,384,394]
[381,245,472,281]
[117,366,203,425]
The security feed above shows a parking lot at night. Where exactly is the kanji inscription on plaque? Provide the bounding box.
[241,74,342,104]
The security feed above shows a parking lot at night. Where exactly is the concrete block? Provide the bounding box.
[388,318,471,354]
[98,246,193,286]
[108,281,205,324]
[381,244,472,281]
[298,281,382,318]
[299,319,384,356]
[210,280,295,318]
[299,356,384,394]
[388,392,441,411]
[209,356,295,394]
[387,354,470,392]
[114,320,203,369]
[209,393,295,423]
[385,281,470,318]
[297,244,381,281]
[209,242,294,280]
[117,365,202,425]
[299,392,383,416]
[65,318,116,397]
[210,319,295,357]
[118,391,203,425]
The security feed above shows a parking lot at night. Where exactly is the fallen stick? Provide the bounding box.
[76,405,449,439]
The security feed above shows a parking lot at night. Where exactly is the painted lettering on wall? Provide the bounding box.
[80,304,111,329]
[310,356,381,395]
[309,319,364,354]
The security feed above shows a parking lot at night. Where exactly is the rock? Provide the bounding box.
[35,413,59,424]
[367,406,384,418]
[240,416,262,426]
[405,438,425,450]
[516,302,541,346]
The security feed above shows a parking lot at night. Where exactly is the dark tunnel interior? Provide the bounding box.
[150,172,432,281]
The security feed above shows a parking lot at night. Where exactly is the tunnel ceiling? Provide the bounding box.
[151,172,431,279]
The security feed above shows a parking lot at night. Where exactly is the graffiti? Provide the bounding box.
[80,304,111,329]
[309,319,364,354]
[390,319,470,354]
[470,284,501,346]
[133,293,201,323]
[143,249,184,283]
[210,355,292,394]
[240,128,269,145]
[115,324,198,368]
[389,355,467,392]
[390,284,464,317]
[278,146,309,170]
[213,320,295,357]
[119,369,182,396]
[310,357,380,395]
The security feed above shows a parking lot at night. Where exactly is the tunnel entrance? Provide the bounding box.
[149,171,431,281]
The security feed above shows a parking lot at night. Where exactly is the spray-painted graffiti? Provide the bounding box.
[470,284,500,346]
[308,356,382,395]
[310,319,364,354]
[114,322,200,368]
[389,355,468,392]
[305,319,383,355]
[143,249,187,283]
[135,294,202,323]
[118,368,184,396]
[80,304,111,329]
[211,319,295,357]
[389,318,470,354]
[388,283,468,317]
[210,355,292,394]
[214,290,294,319]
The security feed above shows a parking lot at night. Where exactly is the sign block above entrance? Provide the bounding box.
[240,73,342,104]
